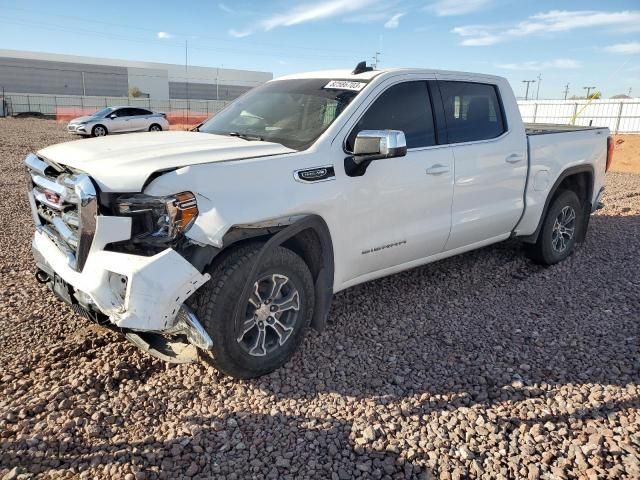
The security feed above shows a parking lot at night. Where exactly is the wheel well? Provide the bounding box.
[522,168,594,244]
[199,216,334,332]
[93,124,107,133]
[555,171,592,208]
[281,228,324,283]
[150,123,161,129]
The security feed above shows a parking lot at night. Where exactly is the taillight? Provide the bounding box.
[606,136,614,172]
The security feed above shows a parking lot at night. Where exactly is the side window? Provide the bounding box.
[115,108,132,117]
[133,108,151,116]
[438,81,506,143]
[346,81,435,151]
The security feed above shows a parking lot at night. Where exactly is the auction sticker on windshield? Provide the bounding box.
[324,80,366,91]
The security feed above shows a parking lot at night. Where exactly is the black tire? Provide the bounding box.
[91,124,108,137]
[526,189,583,265]
[191,242,315,379]
[149,123,162,132]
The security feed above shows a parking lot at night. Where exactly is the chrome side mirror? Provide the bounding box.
[346,130,407,176]
[353,130,407,161]
[109,114,117,119]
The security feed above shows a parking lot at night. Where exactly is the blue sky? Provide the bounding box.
[1,0,639,98]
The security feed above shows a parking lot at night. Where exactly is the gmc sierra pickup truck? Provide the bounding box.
[25,63,612,378]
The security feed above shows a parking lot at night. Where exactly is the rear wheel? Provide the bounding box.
[91,125,107,137]
[526,189,583,265]
[149,123,162,132]
[191,242,315,378]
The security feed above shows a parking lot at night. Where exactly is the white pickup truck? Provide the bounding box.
[25,63,613,378]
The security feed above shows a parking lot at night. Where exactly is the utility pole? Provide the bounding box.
[628,87,633,97]
[522,80,536,100]
[563,83,570,100]
[536,73,542,100]
[583,86,596,99]
[372,51,380,69]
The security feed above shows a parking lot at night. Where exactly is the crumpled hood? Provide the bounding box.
[38,131,295,192]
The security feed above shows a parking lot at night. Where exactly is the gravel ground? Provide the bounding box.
[1,118,639,480]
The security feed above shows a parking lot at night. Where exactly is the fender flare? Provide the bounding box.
[520,164,594,244]
[234,215,335,333]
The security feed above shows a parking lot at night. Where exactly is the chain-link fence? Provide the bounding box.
[0,92,231,126]
[518,99,640,133]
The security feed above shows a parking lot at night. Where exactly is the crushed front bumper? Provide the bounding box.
[31,214,210,332]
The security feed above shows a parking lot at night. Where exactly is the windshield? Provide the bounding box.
[92,107,114,117]
[199,79,366,150]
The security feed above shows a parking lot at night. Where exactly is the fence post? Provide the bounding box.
[615,102,624,134]
[27,95,31,112]
[533,103,538,123]
[571,103,578,125]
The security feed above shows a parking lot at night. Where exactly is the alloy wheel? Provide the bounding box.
[237,274,300,357]
[551,205,576,253]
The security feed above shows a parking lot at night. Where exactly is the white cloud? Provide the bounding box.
[604,42,640,54]
[157,31,174,39]
[384,13,404,29]
[427,0,492,17]
[230,0,379,36]
[218,3,234,14]
[228,29,252,38]
[496,59,582,71]
[454,9,640,46]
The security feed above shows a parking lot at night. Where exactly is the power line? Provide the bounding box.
[0,16,362,63]
[0,7,364,56]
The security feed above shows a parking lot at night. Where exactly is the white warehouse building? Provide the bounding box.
[0,49,273,101]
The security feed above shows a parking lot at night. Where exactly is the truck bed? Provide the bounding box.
[525,123,607,135]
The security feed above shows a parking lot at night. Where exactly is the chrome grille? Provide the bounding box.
[25,153,97,271]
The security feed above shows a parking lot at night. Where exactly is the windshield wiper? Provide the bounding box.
[227,131,264,141]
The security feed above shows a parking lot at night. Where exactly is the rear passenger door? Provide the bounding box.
[130,108,152,131]
[436,79,527,251]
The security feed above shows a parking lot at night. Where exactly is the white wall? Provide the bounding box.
[127,67,169,99]
[518,99,640,133]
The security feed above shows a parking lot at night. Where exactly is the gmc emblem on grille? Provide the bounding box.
[295,166,335,183]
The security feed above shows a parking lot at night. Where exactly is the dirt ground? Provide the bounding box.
[0,118,639,480]
[611,135,640,174]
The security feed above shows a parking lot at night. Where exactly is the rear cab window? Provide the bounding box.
[438,81,506,144]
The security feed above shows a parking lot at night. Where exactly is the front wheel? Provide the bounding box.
[526,189,584,265]
[91,125,107,137]
[191,242,315,378]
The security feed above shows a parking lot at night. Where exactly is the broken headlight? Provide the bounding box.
[115,192,198,244]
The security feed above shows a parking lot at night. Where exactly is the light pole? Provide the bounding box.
[536,73,542,100]
[522,80,536,100]
[583,86,596,99]
[563,83,570,100]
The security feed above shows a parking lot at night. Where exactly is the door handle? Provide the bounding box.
[426,164,450,175]
[505,153,524,164]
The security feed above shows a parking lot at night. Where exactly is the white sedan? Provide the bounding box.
[67,106,170,137]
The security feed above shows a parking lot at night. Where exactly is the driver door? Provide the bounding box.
[336,80,454,283]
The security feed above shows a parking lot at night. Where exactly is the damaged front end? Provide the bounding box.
[25,153,212,363]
